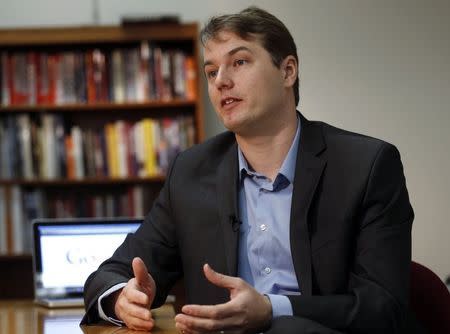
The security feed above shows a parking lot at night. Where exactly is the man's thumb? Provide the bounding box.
[132,257,151,287]
[203,263,236,289]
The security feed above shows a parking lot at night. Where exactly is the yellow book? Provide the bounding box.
[105,123,118,177]
[142,118,156,176]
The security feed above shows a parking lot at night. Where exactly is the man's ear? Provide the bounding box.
[282,55,298,87]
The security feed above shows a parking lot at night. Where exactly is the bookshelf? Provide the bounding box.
[0,23,204,259]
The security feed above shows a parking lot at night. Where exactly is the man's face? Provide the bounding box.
[203,31,292,136]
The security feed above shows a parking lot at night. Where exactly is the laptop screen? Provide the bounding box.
[33,218,142,298]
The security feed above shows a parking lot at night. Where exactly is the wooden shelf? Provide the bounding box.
[0,176,165,186]
[0,23,198,47]
[0,99,197,113]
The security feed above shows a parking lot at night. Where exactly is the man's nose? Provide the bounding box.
[214,67,233,90]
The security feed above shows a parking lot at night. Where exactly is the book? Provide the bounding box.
[185,56,197,100]
[116,120,129,177]
[26,52,37,105]
[137,41,150,102]
[11,185,24,253]
[71,126,85,179]
[111,49,126,103]
[22,188,45,252]
[0,186,7,254]
[0,52,11,105]
[11,53,29,105]
[36,52,50,104]
[41,114,57,179]
[17,114,34,179]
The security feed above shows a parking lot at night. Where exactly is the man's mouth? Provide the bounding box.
[221,97,242,108]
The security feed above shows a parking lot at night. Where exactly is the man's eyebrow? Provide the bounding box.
[203,46,253,68]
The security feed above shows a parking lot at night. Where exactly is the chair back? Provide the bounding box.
[410,261,450,333]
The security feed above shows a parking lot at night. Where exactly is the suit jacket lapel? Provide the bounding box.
[290,114,327,296]
[216,140,240,276]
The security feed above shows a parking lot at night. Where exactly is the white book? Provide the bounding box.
[124,48,139,102]
[11,185,24,253]
[173,51,186,98]
[17,114,34,179]
[137,41,150,102]
[111,49,125,103]
[41,114,56,179]
[71,126,85,179]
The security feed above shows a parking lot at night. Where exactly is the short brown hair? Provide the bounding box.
[200,6,300,106]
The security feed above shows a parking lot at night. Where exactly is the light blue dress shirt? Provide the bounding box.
[237,116,301,318]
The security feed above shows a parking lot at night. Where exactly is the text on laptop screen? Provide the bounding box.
[36,222,140,296]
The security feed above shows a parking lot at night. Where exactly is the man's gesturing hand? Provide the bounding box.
[114,257,156,331]
[175,264,272,334]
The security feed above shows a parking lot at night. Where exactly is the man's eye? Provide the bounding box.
[234,59,247,66]
[207,70,217,79]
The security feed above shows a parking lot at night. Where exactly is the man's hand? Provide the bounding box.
[114,257,156,331]
[175,264,272,334]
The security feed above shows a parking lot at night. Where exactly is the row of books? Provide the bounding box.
[0,113,195,180]
[0,185,156,254]
[0,42,197,106]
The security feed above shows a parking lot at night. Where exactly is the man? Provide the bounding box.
[82,6,419,334]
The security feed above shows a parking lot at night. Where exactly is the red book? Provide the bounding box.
[185,56,197,100]
[65,135,75,179]
[85,50,96,103]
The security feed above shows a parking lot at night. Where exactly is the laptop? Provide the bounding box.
[32,217,142,308]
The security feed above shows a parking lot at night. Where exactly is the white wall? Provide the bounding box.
[1,0,449,281]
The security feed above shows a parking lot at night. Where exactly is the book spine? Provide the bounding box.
[17,114,34,179]
[111,49,125,103]
[11,185,24,253]
[36,53,50,104]
[71,126,85,179]
[0,52,11,105]
[185,56,197,100]
[0,186,7,254]
[11,53,29,105]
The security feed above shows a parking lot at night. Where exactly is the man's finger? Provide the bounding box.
[132,257,151,287]
[181,301,235,319]
[203,263,239,289]
[175,312,228,332]
[124,283,150,305]
[121,301,153,322]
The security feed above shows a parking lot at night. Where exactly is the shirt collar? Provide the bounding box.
[238,114,301,183]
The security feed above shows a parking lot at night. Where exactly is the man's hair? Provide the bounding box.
[200,6,300,106]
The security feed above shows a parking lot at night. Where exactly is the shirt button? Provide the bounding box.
[264,267,271,274]
[260,224,267,231]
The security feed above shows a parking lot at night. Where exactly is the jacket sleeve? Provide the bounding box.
[288,143,414,334]
[81,156,183,325]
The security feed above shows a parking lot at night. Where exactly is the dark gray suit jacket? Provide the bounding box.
[82,114,416,333]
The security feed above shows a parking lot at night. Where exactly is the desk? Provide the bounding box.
[0,300,179,334]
